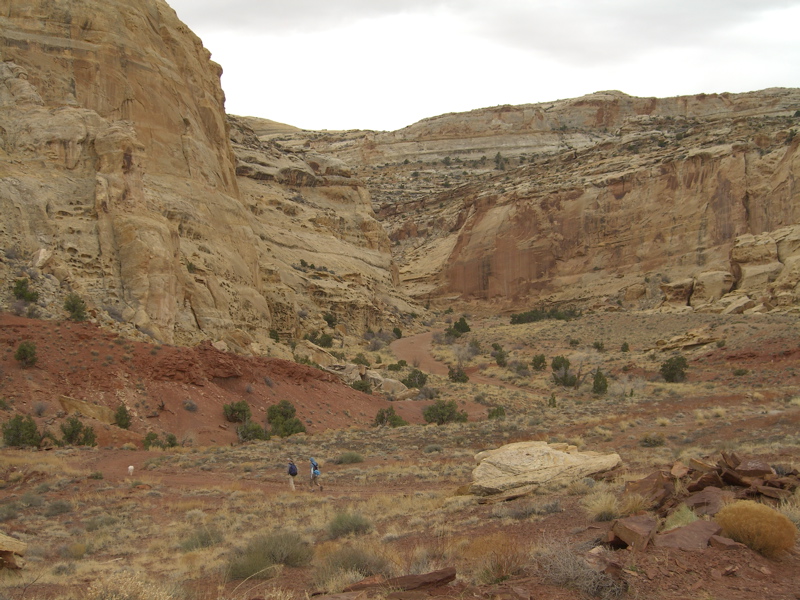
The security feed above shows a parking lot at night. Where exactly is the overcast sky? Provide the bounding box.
[167,0,800,132]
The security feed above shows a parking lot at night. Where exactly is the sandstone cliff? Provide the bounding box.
[295,90,800,313]
[0,0,409,350]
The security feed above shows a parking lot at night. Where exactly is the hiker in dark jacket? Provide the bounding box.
[287,458,298,491]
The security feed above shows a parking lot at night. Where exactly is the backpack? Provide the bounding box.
[288,463,298,476]
[313,468,321,477]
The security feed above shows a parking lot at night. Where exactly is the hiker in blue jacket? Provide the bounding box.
[309,457,323,491]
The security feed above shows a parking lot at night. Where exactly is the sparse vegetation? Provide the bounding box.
[64,292,88,321]
[373,406,408,427]
[223,400,252,423]
[660,355,688,382]
[267,399,306,437]
[328,511,373,538]
[14,340,37,368]
[423,399,468,425]
[2,414,42,447]
[60,416,97,446]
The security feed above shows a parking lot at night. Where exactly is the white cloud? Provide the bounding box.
[168,0,800,130]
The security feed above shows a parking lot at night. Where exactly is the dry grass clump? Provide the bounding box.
[661,505,698,532]
[715,500,797,557]
[328,512,372,539]
[532,540,625,600]
[581,491,619,522]
[313,541,395,592]
[779,489,800,526]
[85,570,181,600]
[466,535,528,584]
[227,531,312,580]
[619,493,651,516]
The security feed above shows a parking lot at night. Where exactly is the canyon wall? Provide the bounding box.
[0,0,407,351]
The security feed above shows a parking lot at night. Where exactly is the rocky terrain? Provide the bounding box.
[275,90,800,312]
[1,2,799,599]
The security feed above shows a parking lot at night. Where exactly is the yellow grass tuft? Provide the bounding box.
[715,500,797,557]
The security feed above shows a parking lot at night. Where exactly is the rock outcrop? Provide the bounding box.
[298,89,800,312]
[0,1,412,350]
[469,441,621,496]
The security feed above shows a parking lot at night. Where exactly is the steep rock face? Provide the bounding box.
[0,1,408,349]
[299,90,800,311]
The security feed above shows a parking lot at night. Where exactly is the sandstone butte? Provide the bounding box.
[1,0,800,352]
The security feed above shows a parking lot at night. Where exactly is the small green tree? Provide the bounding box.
[267,400,306,437]
[114,404,131,429]
[660,355,688,382]
[237,421,269,442]
[14,341,37,368]
[487,406,506,420]
[551,355,576,387]
[323,312,337,328]
[401,369,428,389]
[60,416,96,446]
[351,379,372,394]
[12,279,39,302]
[223,400,251,423]
[423,399,468,425]
[531,354,546,371]
[453,317,471,334]
[448,365,469,383]
[64,293,87,321]
[2,415,42,447]
[392,327,402,339]
[592,369,608,394]
[352,353,371,367]
[373,406,408,427]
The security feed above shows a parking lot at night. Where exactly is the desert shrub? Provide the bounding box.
[33,401,48,417]
[373,406,408,427]
[551,355,577,387]
[392,327,402,339]
[491,346,507,367]
[387,362,403,371]
[592,341,605,352]
[352,353,370,366]
[639,433,665,447]
[60,416,96,446]
[223,400,251,423]
[592,369,608,394]
[733,368,748,376]
[351,379,372,394]
[86,571,181,600]
[448,365,469,383]
[715,500,797,557]
[12,278,39,302]
[581,491,619,522]
[660,355,688,382]
[306,330,334,348]
[64,292,87,321]
[475,541,527,584]
[401,368,428,389]
[180,524,223,552]
[14,340,37,367]
[328,512,373,539]
[333,451,364,464]
[183,399,197,412]
[487,406,506,420]
[237,420,269,442]
[45,500,73,516]
[531,354,546,371]
[510,307,581,324]
[323,312,337,328]
[619,493,652,516]
[0,503,19,522]
[143,432,161,449]
[423,399,468,425]
[2,415,42,447]
[417,386,439,400]
[267,400,306,437]
[115,404,131,429]
[227,531,311,580]
[315,543,392,591]
[534,541,625,599]
[621,342,630,352]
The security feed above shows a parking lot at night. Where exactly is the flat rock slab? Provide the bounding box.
[470,441,621,496]
[684,486,735,516]
[654,519,722,550]
[611,515,658,551]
